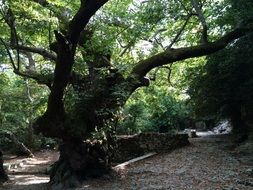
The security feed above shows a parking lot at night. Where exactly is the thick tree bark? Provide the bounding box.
[241,103,253,141]
[33,0,109,139]
[229,107,248,143]
[46,69,130,187]
[50,140,110,188]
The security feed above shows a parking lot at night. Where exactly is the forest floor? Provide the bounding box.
[1,133,253,190]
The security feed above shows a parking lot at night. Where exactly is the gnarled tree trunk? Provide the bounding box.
[36,68,133,188]
[50,140,110,188]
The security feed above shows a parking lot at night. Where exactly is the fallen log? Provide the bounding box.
[114,152,157,170]
[4,132,34,157]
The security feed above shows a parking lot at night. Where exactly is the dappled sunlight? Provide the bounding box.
[196,131,215,137]
[2,150,58,189]
[9,174,49,185]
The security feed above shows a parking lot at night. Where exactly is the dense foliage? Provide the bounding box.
[118,73,190,134]
[0,71,51,151]
[187,0,253,136]
[188,34,253,133]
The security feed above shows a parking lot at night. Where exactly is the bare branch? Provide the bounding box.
[25,79,34,102]
[13,44,57,61]
[178,0,191,14]
[120,40,135,56]
[168,13,193,49]
[130,24,253,80]
[22,51,36,72]
[191,0,208,43]
[151,29,167,40]
[2,8,21,69]
[154,38,166,50]
[149,65,174,86]
[167,64,174,86]
[0,37,17,70]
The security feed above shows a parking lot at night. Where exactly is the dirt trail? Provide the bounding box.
[2,150,58,190]
[2,134,253,190]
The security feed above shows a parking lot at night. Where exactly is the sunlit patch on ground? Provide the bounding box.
[2,150,58,189]
[197,131,215,136]
[8,174,49,185]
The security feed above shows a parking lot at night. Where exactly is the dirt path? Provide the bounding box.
[2,134,253,190]
[2,150,58,190]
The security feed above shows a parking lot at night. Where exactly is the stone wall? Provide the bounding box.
[114,133,189,163]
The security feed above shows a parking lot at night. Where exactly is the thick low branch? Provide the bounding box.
[130,26,253,80]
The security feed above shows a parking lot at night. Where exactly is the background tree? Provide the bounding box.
[188,34,253,139]
[0,150,8,183]
[187,0,253,140]
[118,82,190,134]
[0,71,49,150]
[1,0,253,187]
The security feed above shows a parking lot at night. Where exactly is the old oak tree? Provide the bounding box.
[1,0,253,187]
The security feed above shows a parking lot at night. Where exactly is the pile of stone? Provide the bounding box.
[114,133,189,162]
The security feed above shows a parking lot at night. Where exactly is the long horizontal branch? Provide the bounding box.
[13,44,57,61]
[130,25,253,79]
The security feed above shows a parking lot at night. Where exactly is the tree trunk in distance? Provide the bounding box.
[0,150,8,183]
